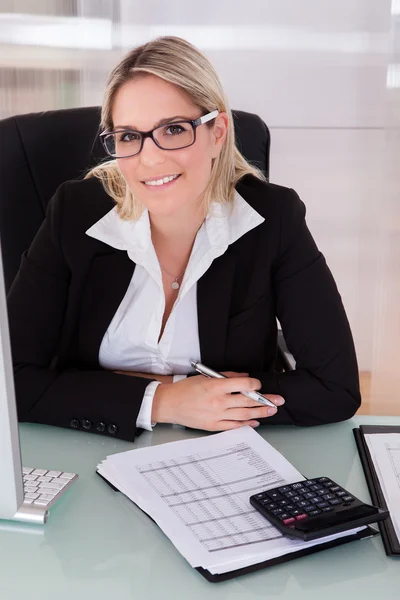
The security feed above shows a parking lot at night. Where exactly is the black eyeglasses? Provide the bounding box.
[100,110,219,159]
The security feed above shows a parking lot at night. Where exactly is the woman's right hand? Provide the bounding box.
[151,373,284,431]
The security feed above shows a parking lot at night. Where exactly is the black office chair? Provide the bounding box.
[0,106,294,371]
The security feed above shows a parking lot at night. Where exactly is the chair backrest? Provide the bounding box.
[0,107,270,292]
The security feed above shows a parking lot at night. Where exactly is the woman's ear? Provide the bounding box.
[210,112,229,158]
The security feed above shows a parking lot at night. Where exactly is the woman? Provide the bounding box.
[8,36,361,441]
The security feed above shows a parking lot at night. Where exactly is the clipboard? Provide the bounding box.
[353,425,400,556]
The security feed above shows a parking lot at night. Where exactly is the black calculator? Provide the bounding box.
[249,477,389,541]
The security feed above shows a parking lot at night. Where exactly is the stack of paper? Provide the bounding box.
[365,433,400,542]
[97,426,364,575]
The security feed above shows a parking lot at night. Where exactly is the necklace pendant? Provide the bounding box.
[171,281,180,290]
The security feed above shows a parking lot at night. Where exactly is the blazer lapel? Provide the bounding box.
[78,249,135,367]
[197,250,236,370]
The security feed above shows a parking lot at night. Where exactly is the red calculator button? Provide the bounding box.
[283,517,296,524]
[295,513,308,520]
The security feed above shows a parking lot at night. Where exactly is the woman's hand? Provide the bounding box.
[152,373,285,431]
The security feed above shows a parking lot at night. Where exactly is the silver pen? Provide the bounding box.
[190,360,277,409]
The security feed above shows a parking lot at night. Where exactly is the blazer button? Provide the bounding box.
[107,423,118,435]
[81,419,92,430]
[95,421,106,433]
[70,418,79,429]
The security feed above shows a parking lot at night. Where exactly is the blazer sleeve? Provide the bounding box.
[7,184,154,441]
[251,189,361,426]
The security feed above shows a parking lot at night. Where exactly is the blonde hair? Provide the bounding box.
[86,36,266,220]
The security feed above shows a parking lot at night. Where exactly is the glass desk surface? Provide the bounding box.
[0,415,399,600]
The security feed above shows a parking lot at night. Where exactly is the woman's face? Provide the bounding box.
[111,75,227,218]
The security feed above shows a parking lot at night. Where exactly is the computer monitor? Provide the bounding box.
[0,240,24,520]
[0,241,78,525]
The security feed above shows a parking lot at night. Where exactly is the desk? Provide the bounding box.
[0,416,399,599]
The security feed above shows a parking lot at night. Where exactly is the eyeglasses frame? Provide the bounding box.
[99,109,219,159]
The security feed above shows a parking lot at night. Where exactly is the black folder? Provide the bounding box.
[353,425,400,556]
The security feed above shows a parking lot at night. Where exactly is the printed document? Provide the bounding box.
[98,426,364,574]
[365,433,400,542]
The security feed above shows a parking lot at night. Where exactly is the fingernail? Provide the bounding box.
[268,407,278,416]
[251,421,260,427]
[275,397,285,406]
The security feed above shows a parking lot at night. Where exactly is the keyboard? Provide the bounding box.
[22,467,78,510]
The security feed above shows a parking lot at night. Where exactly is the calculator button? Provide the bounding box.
[322,493,336,501]
[303,505,316,512]
[310,484,323,491]
[304,480,317,486]
[317,477,330,483]
[290,509,302,516]
[279,513,291,520]
[316,502,329,509]
[323,507,333,512]
[271,508,284,515]
[329,499,342,505]
[285,505,295,511]
[309,509,321,516]
[330,486,340,492]
[296,488,308,495]
[266,491,283,501]
[283,517,296,524]
[279,499,289,506]
[342,496,354,502]
[254,493,267,499]
[278,486,291,493]
[291,495,302,502]
[291,483,304,489]
[285,491,297,498]
[336,491,347,497]
[297,501,309,508]
[316,489,328,496]
[303,492,317,500]
[295,513,308,520]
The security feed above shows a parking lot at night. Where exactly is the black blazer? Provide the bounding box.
[7,174,361,441]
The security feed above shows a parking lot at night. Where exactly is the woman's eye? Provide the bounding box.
[164,124,184,135]
[119,132,140,143]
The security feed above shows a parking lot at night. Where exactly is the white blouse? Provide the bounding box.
[85,190,264,430]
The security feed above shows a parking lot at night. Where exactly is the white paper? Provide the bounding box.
[365,433,400,542]
[98,426,365,574]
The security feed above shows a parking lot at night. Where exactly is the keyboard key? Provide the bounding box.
[47,471,62,478]
[22,467,33,475]
[25,493,40,499]
[38,494,55,501]
[24,486,38,493]
[37,476,52,483]
[24,474,38,481]
[59,472,75,480]
[23,498,34,504]
[37,487,57,495]
[31,469,47,476]
[34,499,50,506]
[44,482,66,490]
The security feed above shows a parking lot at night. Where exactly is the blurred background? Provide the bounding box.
[0,0,399,414]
